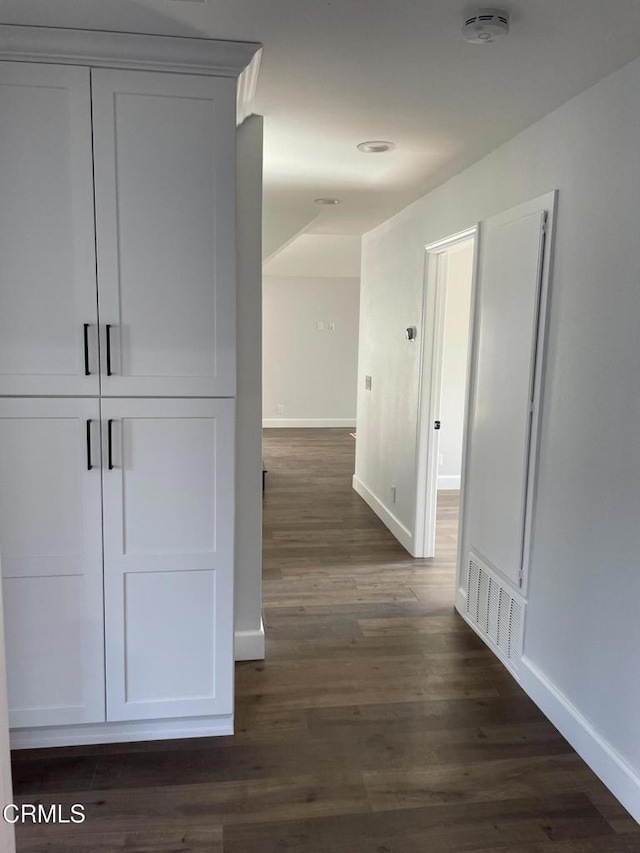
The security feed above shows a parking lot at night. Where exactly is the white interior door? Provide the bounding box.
[101,398,235,722]
[462,194,555,591]
[0,63,99,396]
[92,69,237,398]
[0,398,105,727]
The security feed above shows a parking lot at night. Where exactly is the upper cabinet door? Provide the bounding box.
[92,69,237,398]
[0,63,99,396]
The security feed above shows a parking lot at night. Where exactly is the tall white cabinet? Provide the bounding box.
[0,26,261,748]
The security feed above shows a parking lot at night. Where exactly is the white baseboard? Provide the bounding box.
[520,656,640,824]
[234,619,266,661]
[438,474,461,490]
[263,418,356,428]
[10,714,233,749]
[352,475,413,554]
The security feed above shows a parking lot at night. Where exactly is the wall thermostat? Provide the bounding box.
[406,326,417,341]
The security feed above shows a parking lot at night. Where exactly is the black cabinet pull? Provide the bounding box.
[83,324,91,376]
[106,324,113,376]
[107,419,114,470]
[86,420,93,470]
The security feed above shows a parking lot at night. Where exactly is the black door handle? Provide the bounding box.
[106,325,113,376]
[434,420,441,430]
[107,419,114,470]
[83,324,91,376]
[86,420,93,470]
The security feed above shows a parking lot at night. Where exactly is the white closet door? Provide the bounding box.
[0,399,105,727]
[92,69,237,398]
[101,398,234,722]
[0,63,99,396]
[463,195,553,591]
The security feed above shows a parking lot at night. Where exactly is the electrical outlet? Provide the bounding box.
[365,375,372,391]
[328,321,336,331]
[276,403,285,414]
[316,320,324,331]
[391,485,397,504]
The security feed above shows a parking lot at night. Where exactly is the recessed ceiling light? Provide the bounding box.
[357,141,395,154]
[314,197,342,206]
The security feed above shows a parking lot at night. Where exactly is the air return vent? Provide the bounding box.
[465,553,524,672]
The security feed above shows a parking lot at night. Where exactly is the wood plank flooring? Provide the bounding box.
[10,428,638,851]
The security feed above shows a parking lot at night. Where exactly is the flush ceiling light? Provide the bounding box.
[357,141,395,153]
[314,197,341,205]
[462,9,510,44]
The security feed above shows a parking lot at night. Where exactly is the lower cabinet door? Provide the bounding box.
[101,398,235,722]
[0,398,105,728]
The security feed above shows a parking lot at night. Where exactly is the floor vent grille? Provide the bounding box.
[465,553,524,671]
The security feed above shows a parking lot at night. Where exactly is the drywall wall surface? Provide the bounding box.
[264,234,362,278]
[355,55,640,803]
[263,276,360,426]
[438,244,473,489]
[235,115,264,659]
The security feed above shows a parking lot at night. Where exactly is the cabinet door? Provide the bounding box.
[0,399,105,728]
[101,398,234,722]
[92,69,236,398]
[0,63,99,396]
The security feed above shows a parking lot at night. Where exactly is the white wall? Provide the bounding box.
[234,115,264,660]
[263,276,360,427]
[438,244,473,491]
[264,234,362,279]
[355,56,640,820]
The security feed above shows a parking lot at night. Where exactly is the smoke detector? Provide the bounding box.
[462,9,510,44]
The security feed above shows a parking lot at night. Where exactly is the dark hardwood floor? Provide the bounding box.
[11,428,639,851]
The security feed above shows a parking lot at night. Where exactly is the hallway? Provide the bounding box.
[10,430,638,851]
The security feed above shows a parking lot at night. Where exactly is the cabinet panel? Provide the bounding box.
[0,63,99,396]
[92,70,236,398]
[465,207,546,588]
[101,398,234,722]
[0,399,105,727]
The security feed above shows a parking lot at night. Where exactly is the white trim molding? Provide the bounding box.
[0,564,15,852]
[237,48,263,125]
[0,25,261,79]
[352,476,414,554]
[234,619,266,661]
[10,714,233,750]
[264,418,356,429]
[520,657,640,825]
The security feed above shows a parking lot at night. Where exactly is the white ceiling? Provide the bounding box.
[4,0,640,254]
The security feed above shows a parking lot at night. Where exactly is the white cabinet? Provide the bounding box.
[92,70,237,398]
[0,25,259,747]
[0,63,99,396]
[101,398,234,721]
[0,399,105,728]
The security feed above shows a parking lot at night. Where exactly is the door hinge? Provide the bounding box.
[518,568,524,588]
[541,211,549,235]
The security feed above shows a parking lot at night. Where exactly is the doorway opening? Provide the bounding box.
[414,227,477,559]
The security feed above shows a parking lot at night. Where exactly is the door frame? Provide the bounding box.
[414,226,478,559]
